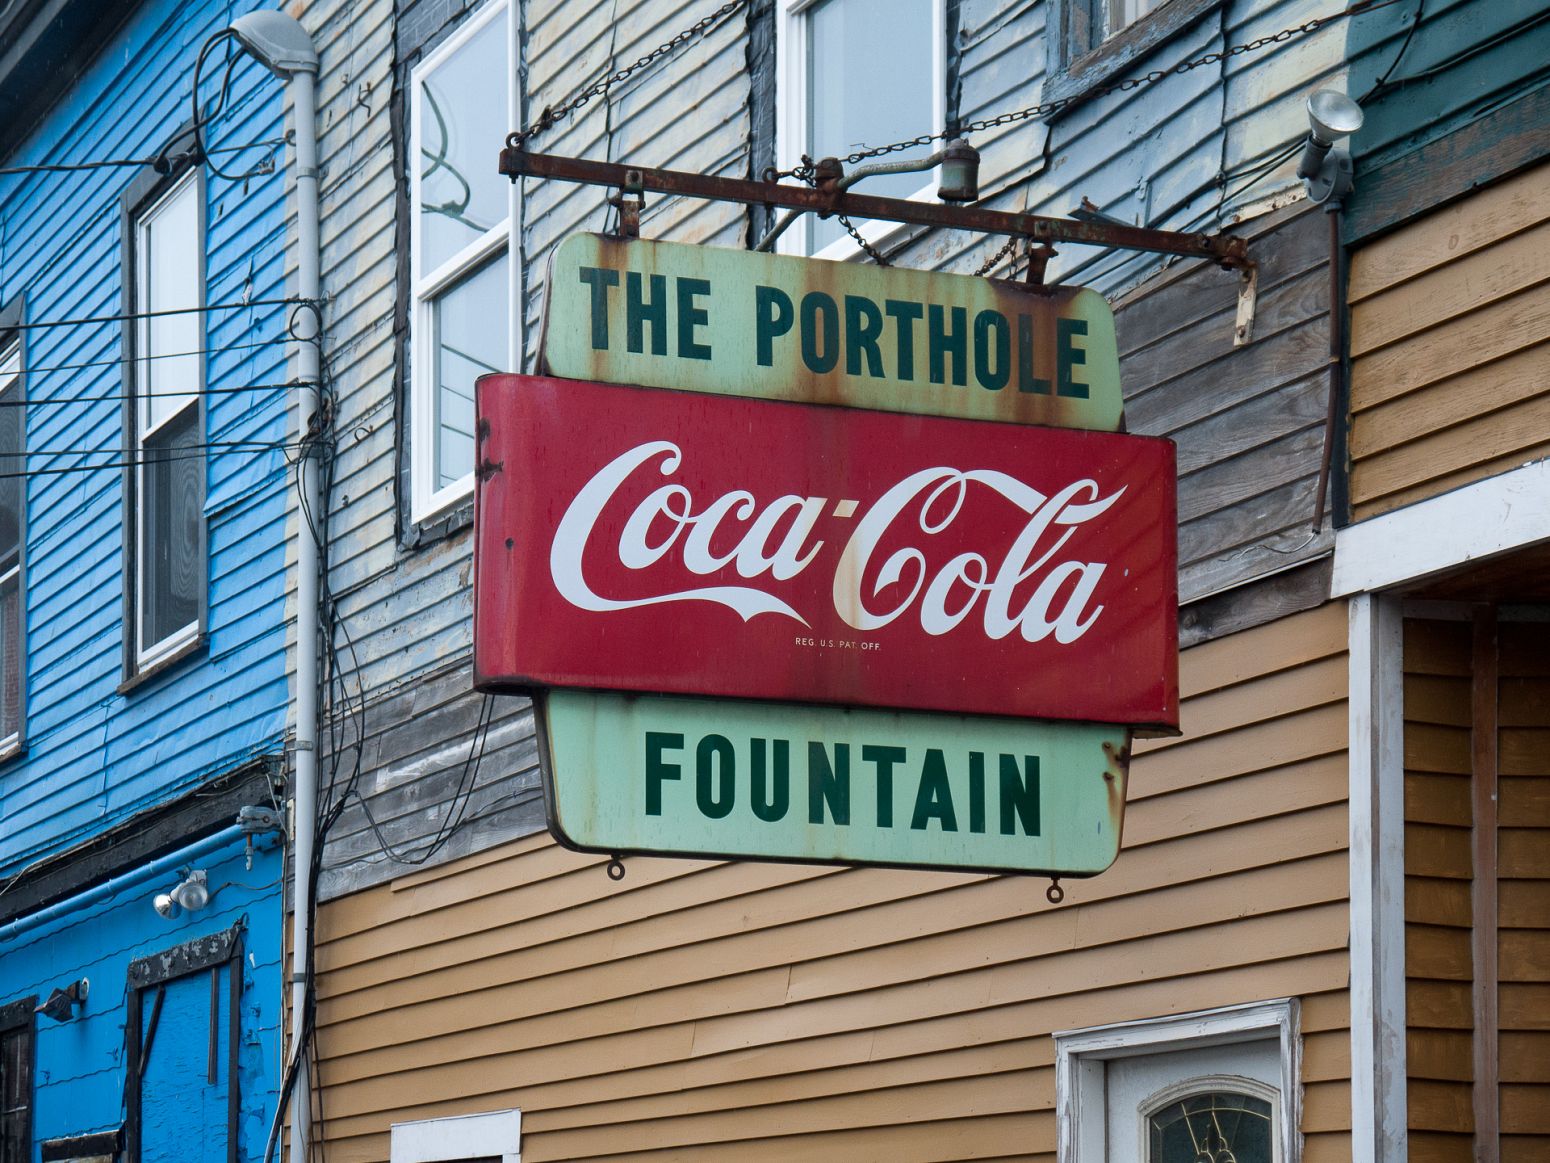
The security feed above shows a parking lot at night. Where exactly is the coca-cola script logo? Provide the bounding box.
[475,375,1177,726]
[550,440,1124,645]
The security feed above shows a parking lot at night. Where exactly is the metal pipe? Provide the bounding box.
[755,148,956,252]
[289,62,322,1163]
[0,824,247,945]
[1313,203,1343,532]
[223,15,322,1161]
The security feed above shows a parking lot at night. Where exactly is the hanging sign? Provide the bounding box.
[538,689,1129,876]
[473,374,1178,729]
[540,233,1124,431]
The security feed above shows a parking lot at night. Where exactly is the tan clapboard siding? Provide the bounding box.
[1403,618,1474,1142]
[1348,160,1550,519]
[1495,622,1550,1153]
[310,604,1350,1160]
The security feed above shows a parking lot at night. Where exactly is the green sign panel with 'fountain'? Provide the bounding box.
[538,690,1129,877]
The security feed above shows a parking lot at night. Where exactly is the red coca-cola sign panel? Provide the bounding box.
[474,375,1178,728]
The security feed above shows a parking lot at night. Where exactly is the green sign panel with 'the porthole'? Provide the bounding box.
[537,689,1129,877]
[540,233,1123,431]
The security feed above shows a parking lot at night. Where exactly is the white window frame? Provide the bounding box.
[408,0,520,525]
[131,168,203,672]
[1055,998,1301,1163]
[0,339,21,753]
[391,1109,521,1163]
[774,0,946,261]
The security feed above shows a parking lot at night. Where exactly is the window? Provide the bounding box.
[776,0,945,258]
[390,1109,521,1163]
[0,341,22,750]
[1055,999,1299,1163]
[0,995,36,1163]
[1046,0,1220,108]
[128,167,205,673]
[409,0,517,524]
[1087,0,1166,43]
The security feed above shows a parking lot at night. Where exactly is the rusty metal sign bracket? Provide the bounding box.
[501,148,1253,271]
[606,167,646,239]
[1233,261,1260,347]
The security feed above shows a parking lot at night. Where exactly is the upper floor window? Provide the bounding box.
[409,0,516,524]
[0,340,23,750]
[128,167,206,673]
[1088,0,1166,45]
[1047,0,1218,107]
[776,0,945,258]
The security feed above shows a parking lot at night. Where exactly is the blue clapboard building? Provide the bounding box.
[0,1,293,1158]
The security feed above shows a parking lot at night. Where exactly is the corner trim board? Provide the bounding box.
[1347,594,1407,1162]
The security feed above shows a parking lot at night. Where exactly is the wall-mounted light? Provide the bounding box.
[35,979,88,1022]
[152,869,210,919]
[1298,89,1364,205]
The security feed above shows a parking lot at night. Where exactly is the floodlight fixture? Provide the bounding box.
[152,869,211,918]
[1298,89,1365,205]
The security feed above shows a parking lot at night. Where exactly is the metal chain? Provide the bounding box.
[506,0,748,149]
[973,234,1020,278]
[805,0,1404,169]
[836,214,891,265]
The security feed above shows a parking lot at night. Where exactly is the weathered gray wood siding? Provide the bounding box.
[1114,203,1333,599]
[520,0,751,368]
[313,0,754,899]
[301,0,545,900]
[899,0,1343,600]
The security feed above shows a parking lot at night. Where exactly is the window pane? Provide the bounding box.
[418,13,509,277]
[0,575,19,742]
[0,361,24,742]
[1148,1091,1273,1163]
[140,406,201,653]
[807,0,934,250]
[0,375,19,570]
[1109,0,1161,36]
[431,251,507,490]
[139,175,201,433]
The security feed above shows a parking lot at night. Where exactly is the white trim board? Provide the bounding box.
[391,1109,521,1163]
[1332,458,1550,596]
[1346,595,1407,1163]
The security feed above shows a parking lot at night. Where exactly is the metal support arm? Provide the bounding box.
[499,148,1253,270]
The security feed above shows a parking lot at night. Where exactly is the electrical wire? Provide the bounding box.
[8,298,310,331]
[0,139,285,179]
[6,440,288,457]
[16,338,288,378]
[0,383,307,409]
[1360,0,1424,101]
[191,30,284,183]
[0,441,296,481]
